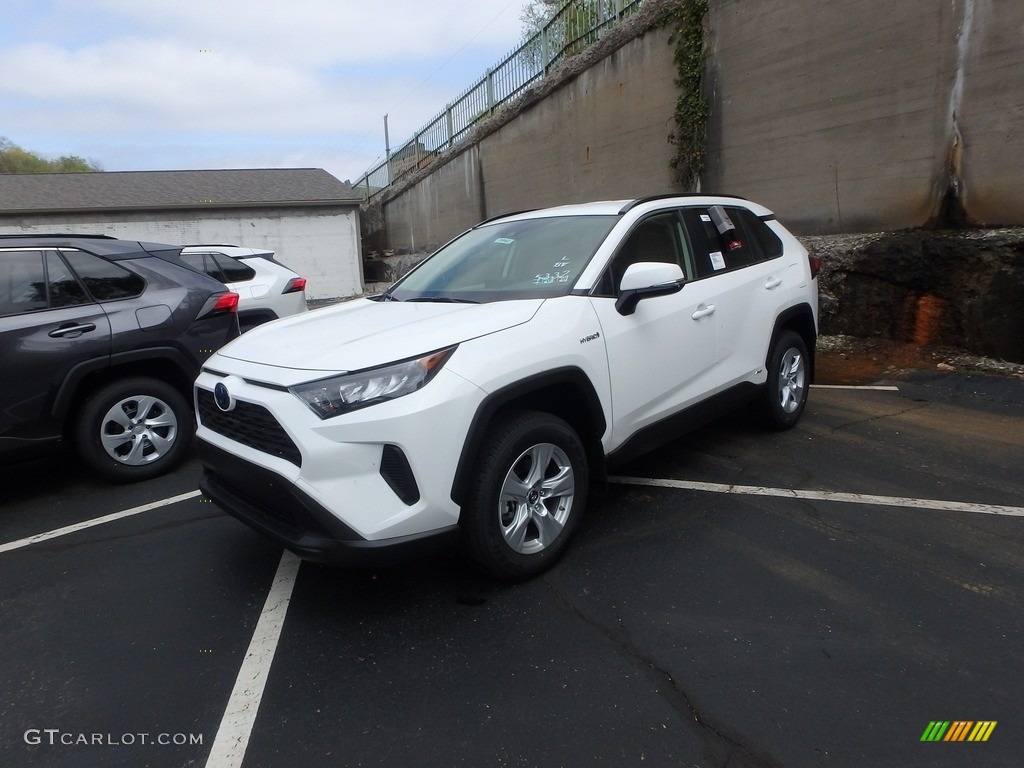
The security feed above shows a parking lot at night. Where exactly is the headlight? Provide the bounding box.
[289,347,456,419]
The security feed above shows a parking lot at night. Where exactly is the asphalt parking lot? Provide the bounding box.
[1,371,1022,768]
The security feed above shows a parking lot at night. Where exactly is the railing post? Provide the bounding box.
[446,107,454,151]
[542,27,550,75]
[486,68,495,113]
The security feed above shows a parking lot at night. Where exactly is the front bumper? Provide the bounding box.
[194,361,483,565]
[199,440,460,565]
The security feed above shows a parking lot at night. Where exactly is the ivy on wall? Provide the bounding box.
[662,0,709,191]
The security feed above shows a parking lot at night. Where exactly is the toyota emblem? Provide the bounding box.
[213,382,234,412]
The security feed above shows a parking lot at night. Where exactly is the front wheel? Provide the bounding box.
[463,411,588,581]
[76,377,193,482]
[755,330,810,430]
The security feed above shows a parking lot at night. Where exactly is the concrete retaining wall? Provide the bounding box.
[374,0,1024,250]
[703,0,1022,234]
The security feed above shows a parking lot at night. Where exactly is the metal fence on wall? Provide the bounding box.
[354,0,648,200]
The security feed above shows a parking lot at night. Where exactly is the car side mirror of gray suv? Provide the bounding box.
[615,262,685,316]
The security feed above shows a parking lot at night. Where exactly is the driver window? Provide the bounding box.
[598,213,689,295]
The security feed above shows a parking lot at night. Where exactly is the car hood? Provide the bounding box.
[215,297,543,373]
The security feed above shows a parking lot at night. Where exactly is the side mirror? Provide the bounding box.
[615,262,685,316]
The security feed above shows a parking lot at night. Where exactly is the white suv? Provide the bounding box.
[180,245,307,331]
[195,196,819,580]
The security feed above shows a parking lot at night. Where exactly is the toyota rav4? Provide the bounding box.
[196,195,819,580]
[180,245,307,332]
[0,233,239,481]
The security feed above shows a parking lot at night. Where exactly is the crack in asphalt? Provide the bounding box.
[542,576,784,768]
[827,401,929,434]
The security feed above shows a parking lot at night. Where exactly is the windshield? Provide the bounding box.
[386,215,618,303]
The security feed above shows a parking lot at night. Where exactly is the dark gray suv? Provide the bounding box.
[0,234,240,481]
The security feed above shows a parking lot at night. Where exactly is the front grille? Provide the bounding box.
[197,388,302,467]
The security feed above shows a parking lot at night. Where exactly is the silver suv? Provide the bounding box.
[181,245,307,332]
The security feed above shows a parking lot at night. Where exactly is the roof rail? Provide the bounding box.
[474,209,538,227]
[618,193,749,215]
[0,233,118,240]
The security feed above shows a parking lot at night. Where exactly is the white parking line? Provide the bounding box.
[810,384,900,391]
[204,550,301,768]
[0,490,203,554]
[610,476,1024,518]
[1,487,300,767]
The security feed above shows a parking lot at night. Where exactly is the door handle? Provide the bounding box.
[48,323,97,338]
[764,277,783,290]
[691,304,716,320]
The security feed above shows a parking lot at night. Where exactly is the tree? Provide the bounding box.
[520,0,563,42]
[0,137,102,173]
[519,0,602,71]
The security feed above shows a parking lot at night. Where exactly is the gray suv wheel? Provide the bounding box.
[76,377,193,482]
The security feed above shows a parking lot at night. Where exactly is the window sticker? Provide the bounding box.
[700,214,712,223]
[553,259,570,268]
[533,270,572,285]
[494,237,515,244]
[709,251,726,271]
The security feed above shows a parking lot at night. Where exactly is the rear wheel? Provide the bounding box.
[463,411,588,581]
[76,377,193,482]
[755,330,810,430]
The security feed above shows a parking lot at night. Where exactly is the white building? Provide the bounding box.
[0,168,364,300]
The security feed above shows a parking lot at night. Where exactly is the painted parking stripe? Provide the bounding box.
[610,476,1024,518]
[205,550,301,768]
[811,384,900,391]
[0,489,203,554]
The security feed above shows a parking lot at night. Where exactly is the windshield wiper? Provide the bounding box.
[404,296,480,304]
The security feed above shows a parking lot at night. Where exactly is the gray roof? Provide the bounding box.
[0,168,364,214]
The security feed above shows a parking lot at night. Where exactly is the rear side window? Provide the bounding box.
[212,253,256,283]
[180,252,220,281]
[734,208,783,259]
[0,249,90,315]
[62,249,145,300]
[180,252,255,284]
[682,206,781,277]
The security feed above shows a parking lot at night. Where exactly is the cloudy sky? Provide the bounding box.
[2,0,531,183]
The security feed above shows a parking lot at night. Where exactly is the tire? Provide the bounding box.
[76,377,193,482]
[462,411,588,581]
[755,330,810,430]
